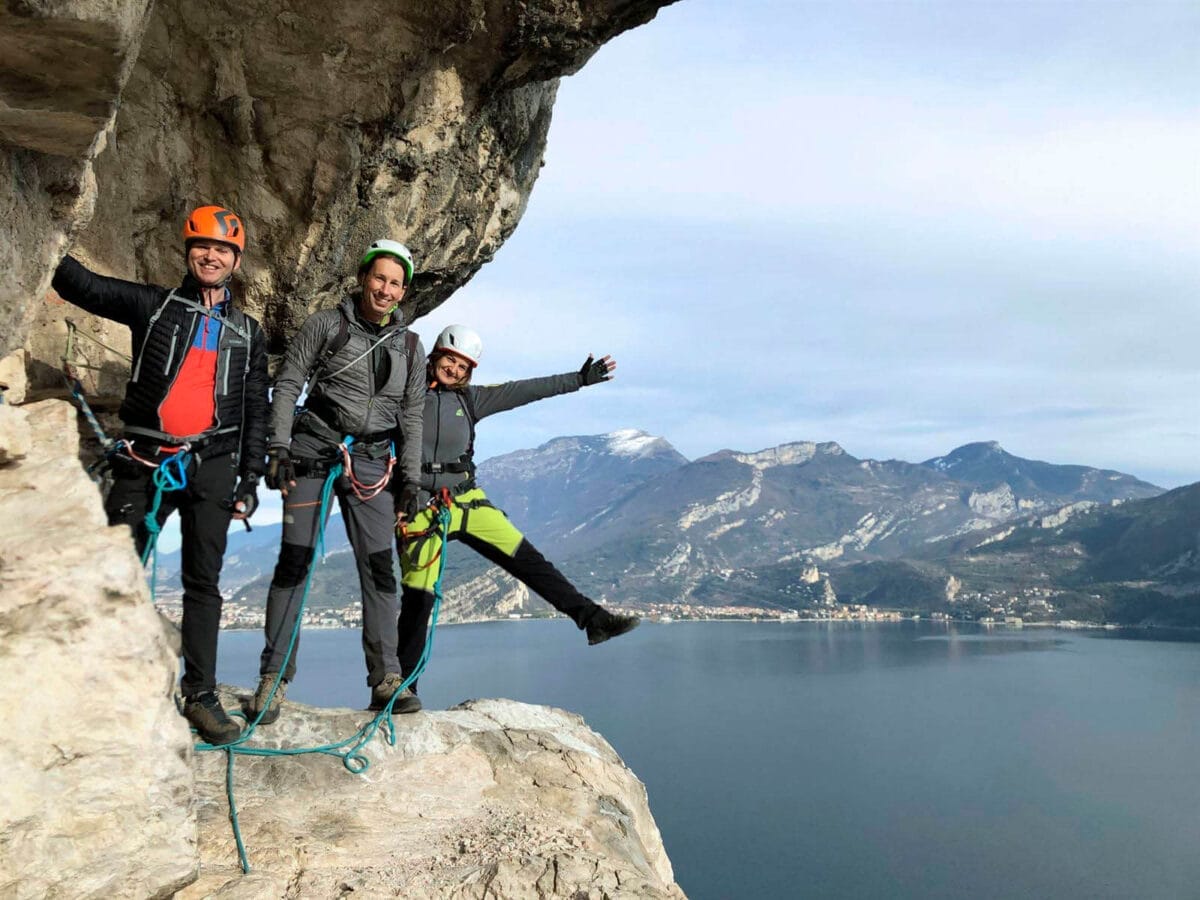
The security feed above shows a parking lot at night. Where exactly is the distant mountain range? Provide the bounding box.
[155,430,1198,626]
[922,440,1154,505]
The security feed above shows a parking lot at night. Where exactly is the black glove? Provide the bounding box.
[265,447,296,491]
[397,482,421,521]
[232,474,259,519]
[579,354,614,387]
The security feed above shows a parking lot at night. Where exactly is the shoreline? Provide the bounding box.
[205,615,1200,638]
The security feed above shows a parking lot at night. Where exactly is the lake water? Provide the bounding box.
[216,620,1200,899]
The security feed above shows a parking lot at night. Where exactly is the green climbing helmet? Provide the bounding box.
[359,239,415,285]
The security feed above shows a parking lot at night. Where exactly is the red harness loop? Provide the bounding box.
[338,443,395,501]
[115,438,189,469]
[398,488,455,572]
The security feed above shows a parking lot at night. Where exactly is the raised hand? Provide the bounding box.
[579,354,616,386]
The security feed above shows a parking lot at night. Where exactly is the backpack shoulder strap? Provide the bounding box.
[221,306,253,342]
[460,387,477,461]
[307,314,350,386]
[403,329,423,387]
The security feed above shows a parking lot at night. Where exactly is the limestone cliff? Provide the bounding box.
[0,399,196,899]
[0,0,683,895]
[8,0,676,383]
[0,0,152,362]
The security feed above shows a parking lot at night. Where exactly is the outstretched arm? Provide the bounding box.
[50,255,163,326]
[471,354,616,419]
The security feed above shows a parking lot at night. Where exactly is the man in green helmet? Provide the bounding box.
[251,239,425,722]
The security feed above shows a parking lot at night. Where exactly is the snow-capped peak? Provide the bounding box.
[605,429,663,457]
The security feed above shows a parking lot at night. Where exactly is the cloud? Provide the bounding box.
[441,200,1199,487]
[538,1,1200,259]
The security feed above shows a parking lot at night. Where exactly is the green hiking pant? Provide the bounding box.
[396,486,599,684]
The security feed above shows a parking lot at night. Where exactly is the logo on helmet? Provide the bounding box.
[212,209,241,238]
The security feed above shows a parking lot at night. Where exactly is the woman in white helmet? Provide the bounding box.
[390,324,639,712]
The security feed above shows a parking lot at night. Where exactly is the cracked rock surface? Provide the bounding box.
[183,696,684,899]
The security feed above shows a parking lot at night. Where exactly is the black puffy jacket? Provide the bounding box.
[52,255,270,476]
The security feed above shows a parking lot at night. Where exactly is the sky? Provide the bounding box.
[420,0,1199,489]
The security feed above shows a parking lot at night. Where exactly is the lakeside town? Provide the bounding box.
[152,591,1117,633]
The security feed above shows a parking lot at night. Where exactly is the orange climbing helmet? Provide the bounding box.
[182,205,246,253]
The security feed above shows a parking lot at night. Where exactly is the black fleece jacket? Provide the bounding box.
[52,255,270,476]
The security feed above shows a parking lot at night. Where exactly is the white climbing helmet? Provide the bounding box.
[359,238,415,285]
[433,324,483,367]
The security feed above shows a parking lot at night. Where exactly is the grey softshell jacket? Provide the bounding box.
[270,296,426,485]
[421,371,584,495]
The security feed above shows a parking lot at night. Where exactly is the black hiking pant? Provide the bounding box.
[107,450,239,698]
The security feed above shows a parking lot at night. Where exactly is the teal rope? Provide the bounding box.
[196,447,452,873]
[140,451,193,600]
[224,751,247,868]
[226,463,343,741]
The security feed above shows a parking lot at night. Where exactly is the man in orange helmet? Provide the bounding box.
[52,205,270,745]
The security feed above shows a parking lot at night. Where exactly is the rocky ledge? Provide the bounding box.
[185,694,683,899]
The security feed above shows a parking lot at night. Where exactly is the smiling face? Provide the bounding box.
[185,239,240,288]
[431,351,473,388]
[358,256,409,324]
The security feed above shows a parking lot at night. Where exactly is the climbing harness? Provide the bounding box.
[399,487,454,541]
[292,410,397,502]
[193,437,453,874]
[399,487,455,571]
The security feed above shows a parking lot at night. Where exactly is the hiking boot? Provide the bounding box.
[248,675,286,725]
[370,672,404,709]
[586,609,641,646]
[391,687,423,715]
[369,673,422,714]
[183,692,242,745]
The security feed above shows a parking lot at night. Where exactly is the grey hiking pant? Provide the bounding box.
[259,451,400,687]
